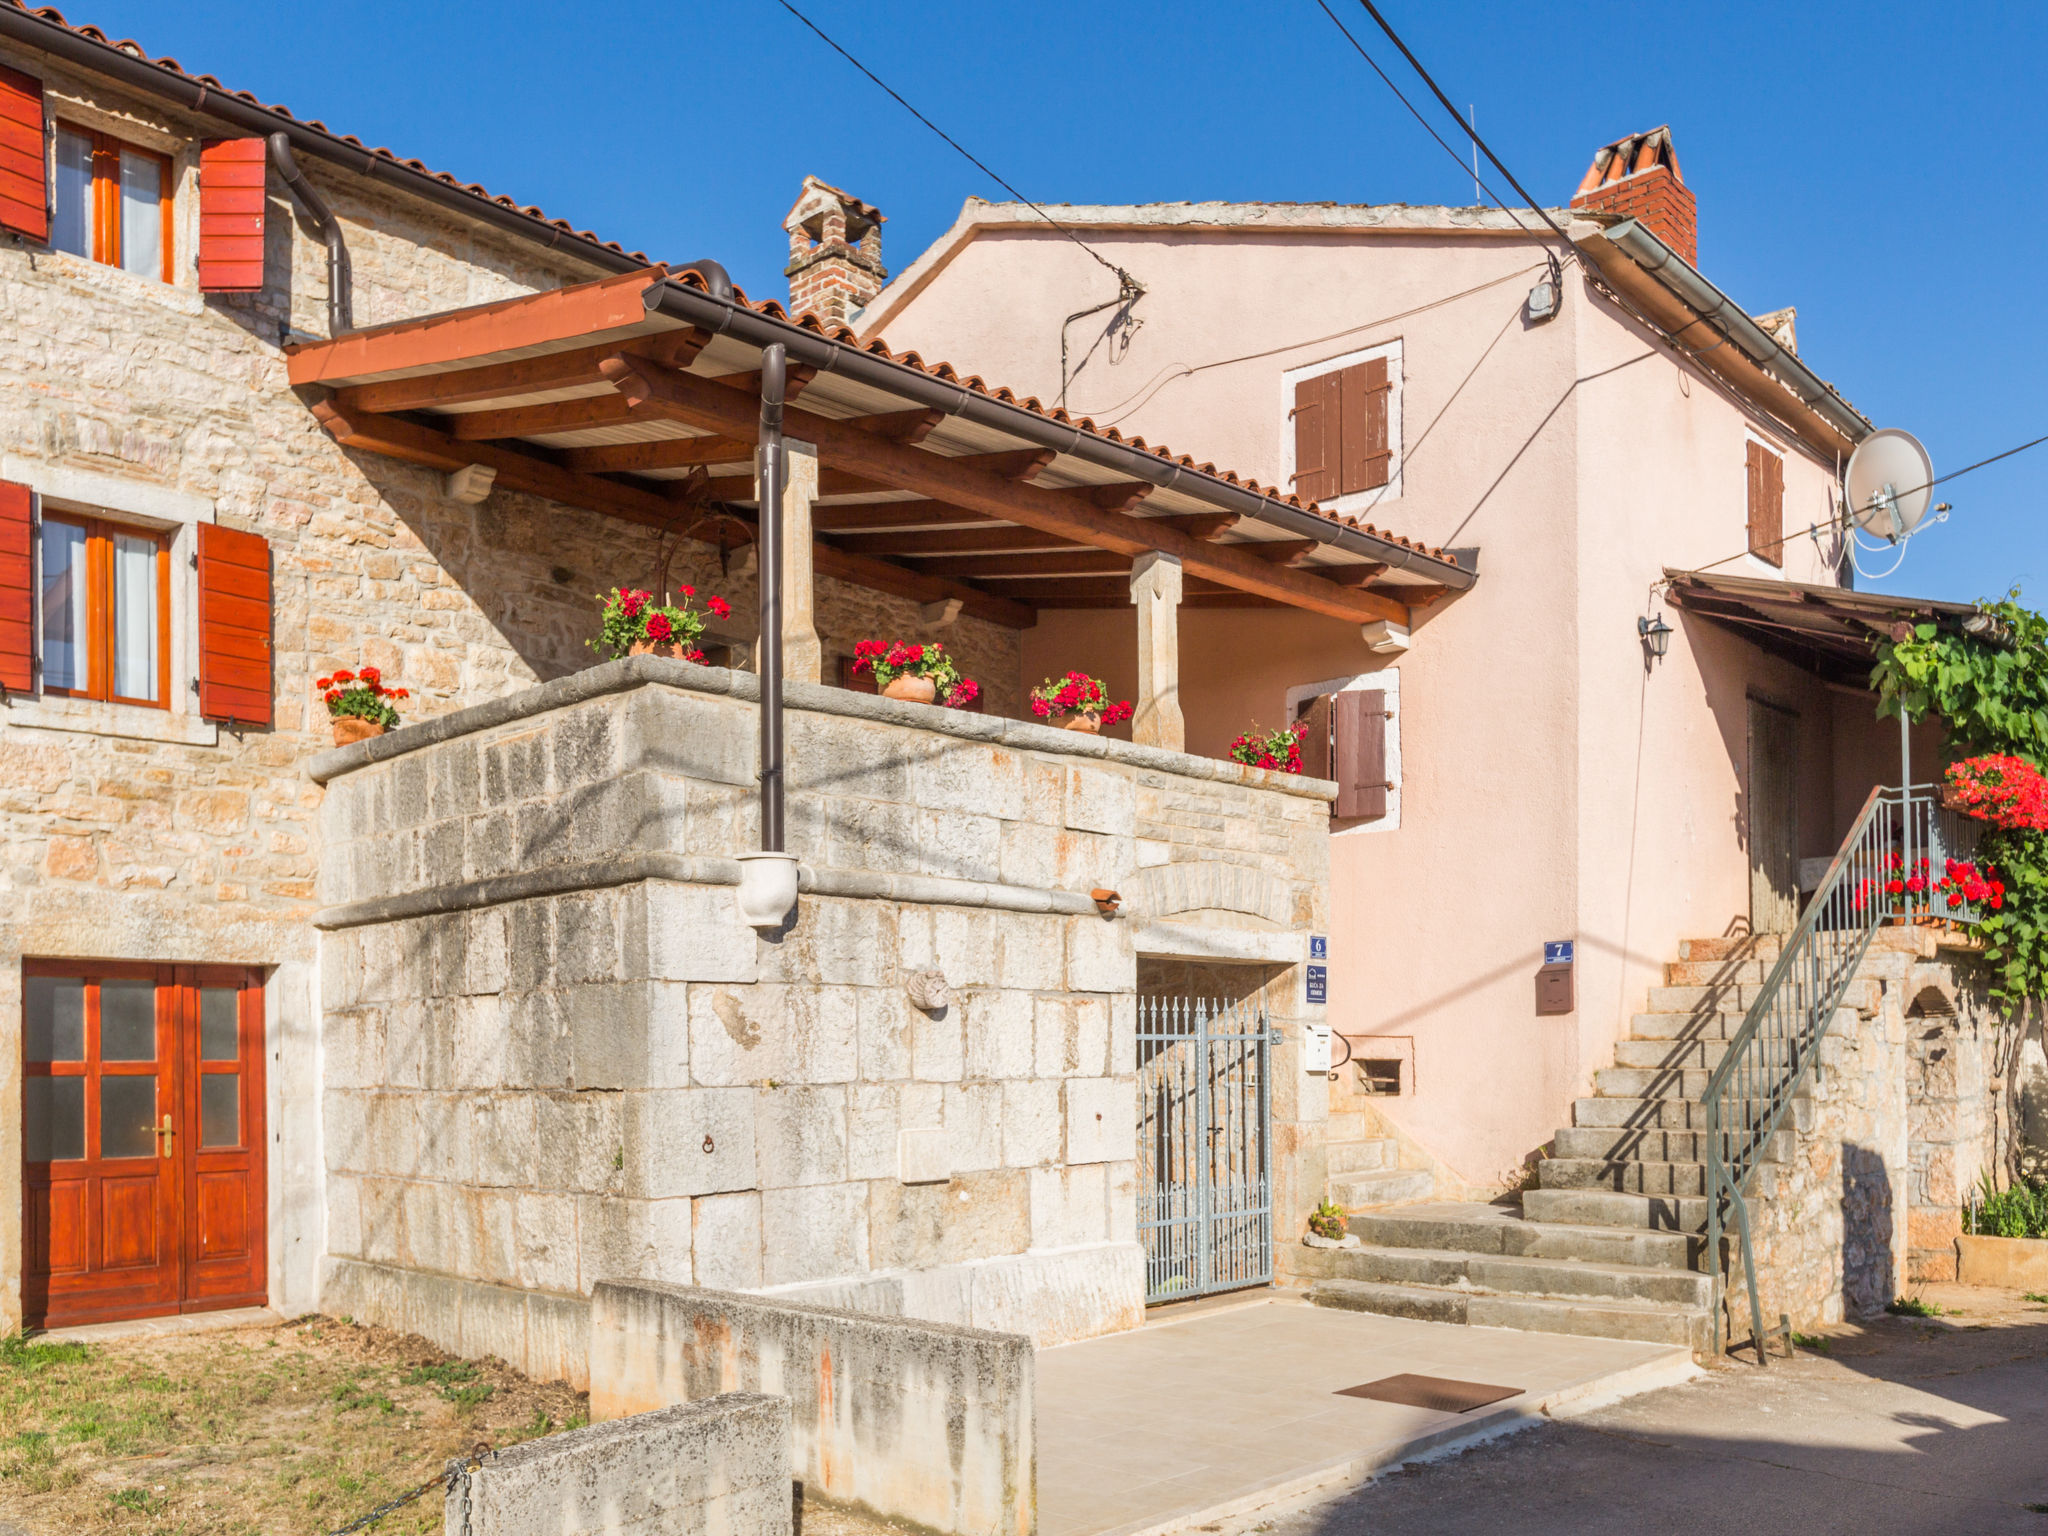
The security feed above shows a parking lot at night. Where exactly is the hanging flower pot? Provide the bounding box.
[1029,672,1132,733]
[883,674,938,704]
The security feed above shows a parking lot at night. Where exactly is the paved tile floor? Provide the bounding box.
[1034,1294,1692,1536]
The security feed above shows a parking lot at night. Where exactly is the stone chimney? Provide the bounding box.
[783,176,887,326]
[1570,126,1697,266]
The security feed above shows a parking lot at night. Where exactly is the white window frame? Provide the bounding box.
[1285,666,1401,834]
[1279,338,1405,514]
[3,457,218,746]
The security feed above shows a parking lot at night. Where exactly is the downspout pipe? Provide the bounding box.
[646,281,1475,590]
[268,133,353,336]
[757,344,787,854]
[1600,218,1871,447]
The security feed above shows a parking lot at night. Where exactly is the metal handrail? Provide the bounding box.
[1702,784,1983,1358]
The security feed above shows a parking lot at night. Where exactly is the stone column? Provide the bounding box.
[1129,550,1184,752]
[755,438,823,682]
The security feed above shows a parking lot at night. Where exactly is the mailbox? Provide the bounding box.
[1536,962,1575,1016]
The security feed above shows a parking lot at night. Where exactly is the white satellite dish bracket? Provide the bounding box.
[1843,428,1935,546]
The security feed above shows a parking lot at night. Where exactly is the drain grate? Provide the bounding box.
[1334,1373,1523,1414]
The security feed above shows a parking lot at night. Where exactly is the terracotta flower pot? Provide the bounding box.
[629,639,685,659]
[1058,712,1102,734]
[331,716,386,747]
[883,674,937,704]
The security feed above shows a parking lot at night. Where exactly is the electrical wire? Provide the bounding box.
[1350,0,1575,251]
[1070,260,1546,423]
[772,0,1142,292]
[1308,0,1526,225]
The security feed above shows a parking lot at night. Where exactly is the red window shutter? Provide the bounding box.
[1333,688,1389,820]
[0,63,47,242]
[197,523,272,725]
[1291,372,1339,503]
[198,139,267,292]
[0,478,31,692]
[1748,441,1784,566]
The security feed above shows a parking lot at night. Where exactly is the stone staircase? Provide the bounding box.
[1300,932,1861,1356]
[1327,1136,1435,1209]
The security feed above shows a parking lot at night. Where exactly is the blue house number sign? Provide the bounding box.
[1305,965,1328,1004]
[1544,940,1575,966]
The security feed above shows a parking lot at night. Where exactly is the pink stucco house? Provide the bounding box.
[841,131,1992,1342]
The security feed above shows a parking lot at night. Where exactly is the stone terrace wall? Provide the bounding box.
[313,659,1332,1381]
[1728,928,1998,1341]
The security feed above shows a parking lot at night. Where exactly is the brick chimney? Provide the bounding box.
[1570,127,1697,266]
[784,176,887,326]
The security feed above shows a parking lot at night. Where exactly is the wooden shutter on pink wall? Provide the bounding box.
[0,478,31,693]
[198,139,267,292]
[1292,372,1338,503]
[1297,693,1334,782]
[197,523,272,725]
[0,63,47,242]
[1332,688,1389,821]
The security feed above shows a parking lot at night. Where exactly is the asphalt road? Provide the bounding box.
[1218,1283,2048,1536]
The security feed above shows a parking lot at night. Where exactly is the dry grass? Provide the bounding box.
[0,1313,585,1535]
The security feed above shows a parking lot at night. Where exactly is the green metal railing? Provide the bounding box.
[1703,784,1983,1359]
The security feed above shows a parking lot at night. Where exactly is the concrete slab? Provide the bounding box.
[1034,1294,1693,1536]
[33,1306,281,1344]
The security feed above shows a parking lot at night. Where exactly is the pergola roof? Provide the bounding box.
[288,267,1473,630]
[1664,568,1978,684]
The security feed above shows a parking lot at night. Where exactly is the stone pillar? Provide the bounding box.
[1129,550,1184,752]
[756,438,822,683]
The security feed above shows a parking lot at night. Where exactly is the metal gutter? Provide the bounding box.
[648,279,1476,588]
[1598,219,1871,446]
[0,6,651,278]
[267,133,352,335]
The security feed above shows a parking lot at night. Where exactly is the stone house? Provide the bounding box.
[0,9,1470,1358]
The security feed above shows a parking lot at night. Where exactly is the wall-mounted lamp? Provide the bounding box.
[1638,612,1673,665]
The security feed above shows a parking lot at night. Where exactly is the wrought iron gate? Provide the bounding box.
[1136,996,1276,1304]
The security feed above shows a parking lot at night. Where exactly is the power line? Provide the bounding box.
[1350,0,1574,249]
[1307,0,1526,226]
[772,0,1140,293]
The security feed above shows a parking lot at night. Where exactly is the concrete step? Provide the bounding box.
[1647,983,1758,1014]
[1629,1010,1746,1041]
[1552,1125,1794,1166]
[1309,1277,1709,1352]
[1679,935,1782,963]
[1572,1096,1706,1130]
[1523,1187,1709,1233]
[1611,1037,1815,1072]
[1331,1167,1435,1209]
[1593,1066,1714,1101]
[1346,1202,1703,1272]
[1664,958,1768,986]
[1296,1242,1712,1309]
[1326,1139,1396,1176]
[1542,1157,1707,1196]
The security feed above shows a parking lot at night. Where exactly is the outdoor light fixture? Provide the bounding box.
[1638,612,1673,664]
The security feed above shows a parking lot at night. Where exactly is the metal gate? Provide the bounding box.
[1136,996,1276,1304]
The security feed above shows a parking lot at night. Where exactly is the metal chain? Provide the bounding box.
[327,1442,494,1536]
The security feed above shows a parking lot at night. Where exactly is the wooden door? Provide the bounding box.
[22,964,266,1326]
[1748,698,1801,935]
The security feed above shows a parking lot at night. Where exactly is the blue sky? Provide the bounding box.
[85,1,2046,603]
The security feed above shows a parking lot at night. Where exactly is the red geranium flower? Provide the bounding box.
[708,596,732,619]
[646,612,674,642]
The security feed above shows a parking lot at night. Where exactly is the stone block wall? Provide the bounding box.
[1727,928,2000,1340]
[314,661,1332,1378]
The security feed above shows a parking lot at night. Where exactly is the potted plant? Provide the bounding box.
[1941,754,2048,829]
[589,585,732,662]
[1228,719,1309,774]
[850,640,979,708]
[316,667,408,747]
[1029,672,1134,734]
[1304,1199,1355,1249]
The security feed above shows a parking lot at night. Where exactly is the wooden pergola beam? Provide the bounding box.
[811,500,999,533]
[701,468,892,501]
[559,435,751,474]
[446,394,653,441]
[600,357,1410,625]
[1244,539,1321,566]
[829,524,1087,557]
[913,550,1133,579]
[338,332,709,415]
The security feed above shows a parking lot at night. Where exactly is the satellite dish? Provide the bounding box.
[1844,428,1935,542]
